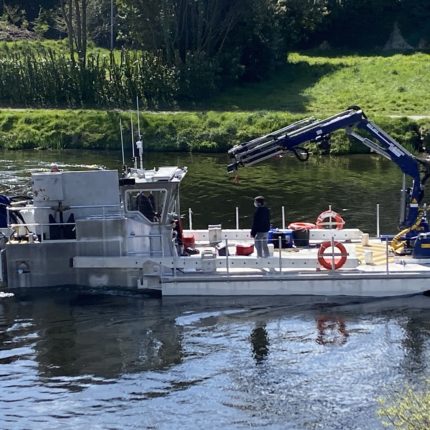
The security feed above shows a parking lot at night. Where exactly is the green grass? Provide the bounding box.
[0,43,429,152]
[0,109,302,151]
[1,41,429,116]
[0,39,125,63]
[0,108,427,154]
[209,51,430,116]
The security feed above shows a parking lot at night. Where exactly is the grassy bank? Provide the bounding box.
[0,108,428,155]
[0,47,430,154]
[208,52,430,116]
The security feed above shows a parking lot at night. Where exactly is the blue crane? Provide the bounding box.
[227,107,430,254]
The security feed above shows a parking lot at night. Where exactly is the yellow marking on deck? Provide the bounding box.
[355,243,395,265]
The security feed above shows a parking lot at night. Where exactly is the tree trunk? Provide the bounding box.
[60,0,88,68]
[61,0,76,64]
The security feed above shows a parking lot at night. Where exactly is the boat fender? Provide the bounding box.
[317,241,348,270]
[315,210,345,230]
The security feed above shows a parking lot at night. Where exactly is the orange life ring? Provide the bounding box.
[317,241,348,270]
[315,210,345,230]
[287,222,316,230]
[316,315,349,345]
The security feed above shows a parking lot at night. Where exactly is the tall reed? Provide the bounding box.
[0,45,179,109]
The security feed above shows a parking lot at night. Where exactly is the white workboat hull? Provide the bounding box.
[4,168,430,298]
[71,230,430,297]
[161,273,430,297]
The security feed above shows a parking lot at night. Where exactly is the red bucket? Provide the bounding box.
[236,244,254,256]
[183,235,195,248]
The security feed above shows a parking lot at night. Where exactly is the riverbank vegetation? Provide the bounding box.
[1,108,428,156]
[0,1,429,153]
[1,47,430,153]
[379,385,430,429]
[1,44,430,117]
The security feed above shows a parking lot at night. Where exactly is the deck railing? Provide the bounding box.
[187,204,382,237]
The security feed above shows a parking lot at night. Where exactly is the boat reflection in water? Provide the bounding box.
[315,314,349,346]
[1,290,184,382]
[250,324,270,363]
[2,292,430,429]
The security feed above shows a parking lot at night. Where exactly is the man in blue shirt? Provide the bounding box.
[251,196,271,257]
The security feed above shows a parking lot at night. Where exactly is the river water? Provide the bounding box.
[1,150,430,429]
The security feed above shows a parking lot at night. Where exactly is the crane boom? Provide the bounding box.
[227,107,430,229]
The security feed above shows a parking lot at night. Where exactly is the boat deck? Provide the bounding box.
[71,227,430,296]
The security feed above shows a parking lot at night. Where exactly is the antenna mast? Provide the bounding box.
[120,118,125,166]
[130,113,137,169]
[136,96,143,170]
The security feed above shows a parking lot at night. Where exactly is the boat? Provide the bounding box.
[1,106,430,297]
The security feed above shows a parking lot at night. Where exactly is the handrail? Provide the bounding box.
[8,203,121,211]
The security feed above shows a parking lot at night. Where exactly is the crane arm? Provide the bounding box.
[227,107,430,228]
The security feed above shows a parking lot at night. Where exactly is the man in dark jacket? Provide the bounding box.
[251,195,271,257]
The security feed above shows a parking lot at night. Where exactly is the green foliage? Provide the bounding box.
[276,0,329,50]
[379,386,430,429]
[2,36,430,114]
[315,0,397,49]
[33,9,50,38]
[0,43,179,109]
[4,0,430,96]
[418,121,430,151]
[0,108,424,155]
[117,0,288,84]
[176,52,220,101]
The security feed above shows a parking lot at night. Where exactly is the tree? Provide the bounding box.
[117,0,243,64]
[275,0,330,50]
[59,0,88,66]
[87,0,114,48]
[116,0,288,83]
[225,0,284,81]
[314,0,401,49]
[398,0,430,47]
[1,1,60,22]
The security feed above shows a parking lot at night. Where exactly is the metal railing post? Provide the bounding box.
[278,236,282,273]
[236,207,239,230]
[188,208,193,230]
[225,238,230,275]
[376,203,380,238]
[172,237,177,277]
[282,206,285,230]
[331,235,335,271]
[385,238,389,275]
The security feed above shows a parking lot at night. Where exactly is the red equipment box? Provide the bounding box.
[236,243,254,256]
[182,235,195,248]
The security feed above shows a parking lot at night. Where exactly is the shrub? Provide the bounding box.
[379,385,430,430]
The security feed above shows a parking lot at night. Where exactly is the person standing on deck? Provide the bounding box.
[251,196,271,257]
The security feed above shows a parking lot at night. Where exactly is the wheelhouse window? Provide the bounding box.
[126,189,167,222]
